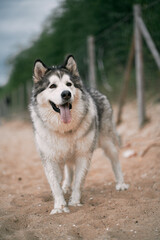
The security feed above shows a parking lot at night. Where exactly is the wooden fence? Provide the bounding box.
[117,4,160,128]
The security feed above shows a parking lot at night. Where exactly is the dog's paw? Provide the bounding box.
[116,182,129,191]
[62,184,71,195]
[50,206,70,215]
[68,200,83,207]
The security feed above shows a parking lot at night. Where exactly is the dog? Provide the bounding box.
[30,55,129,214]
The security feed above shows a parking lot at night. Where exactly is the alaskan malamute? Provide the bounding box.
[30,55,128,214]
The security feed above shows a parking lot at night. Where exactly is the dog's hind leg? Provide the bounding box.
[62,164,73,194]
[100,138,129,191]
[43,160,70,214]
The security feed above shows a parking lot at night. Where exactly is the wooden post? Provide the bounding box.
[116,37,135,125]
[87,35,96,88]
[134,4,146,128]
[138,16,160,70]
[97,48,112,92]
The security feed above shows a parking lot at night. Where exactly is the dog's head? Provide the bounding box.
[33,55,83,124]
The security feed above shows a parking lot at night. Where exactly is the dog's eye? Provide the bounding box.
[49,84,57,89]
[66,82,72,87]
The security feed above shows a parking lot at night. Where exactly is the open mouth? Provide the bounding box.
[49,100,72,124]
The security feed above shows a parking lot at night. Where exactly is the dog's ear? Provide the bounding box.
[64,55,79,76]
[33,60,48,83]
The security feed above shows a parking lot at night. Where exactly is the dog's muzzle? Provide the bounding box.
[49,100,72,124]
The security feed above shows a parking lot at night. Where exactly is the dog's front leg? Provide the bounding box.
[62,164,73,194]
[69,155,91,206]
[43,160,69,214]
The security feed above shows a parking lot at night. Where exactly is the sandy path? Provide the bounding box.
[0,101,160,240]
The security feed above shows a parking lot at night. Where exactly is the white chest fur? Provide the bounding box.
[31,95,97,164]
[35,125,76,163]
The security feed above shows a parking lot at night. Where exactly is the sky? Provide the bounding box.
[0,0,61,86]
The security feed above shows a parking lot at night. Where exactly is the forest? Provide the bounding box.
[1,0,160,98]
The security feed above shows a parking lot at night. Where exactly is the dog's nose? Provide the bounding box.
[61,90,71,100]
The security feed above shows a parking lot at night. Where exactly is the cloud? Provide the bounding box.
[0,0,61,86]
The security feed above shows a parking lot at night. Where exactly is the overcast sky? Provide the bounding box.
[0,0,61,86]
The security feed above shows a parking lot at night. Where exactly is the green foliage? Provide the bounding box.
[1,0,160,97]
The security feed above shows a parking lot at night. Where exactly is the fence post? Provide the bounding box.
[87,35,96,88]
[138,16,160,70]
[134,4,146,128]
[116,37,134,125]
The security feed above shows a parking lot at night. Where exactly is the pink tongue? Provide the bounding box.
[59,104,71,124]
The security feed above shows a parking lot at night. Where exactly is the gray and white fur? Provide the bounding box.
[30,55,129,214]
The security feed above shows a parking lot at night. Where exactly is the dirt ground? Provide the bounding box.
[0,101,160,240]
